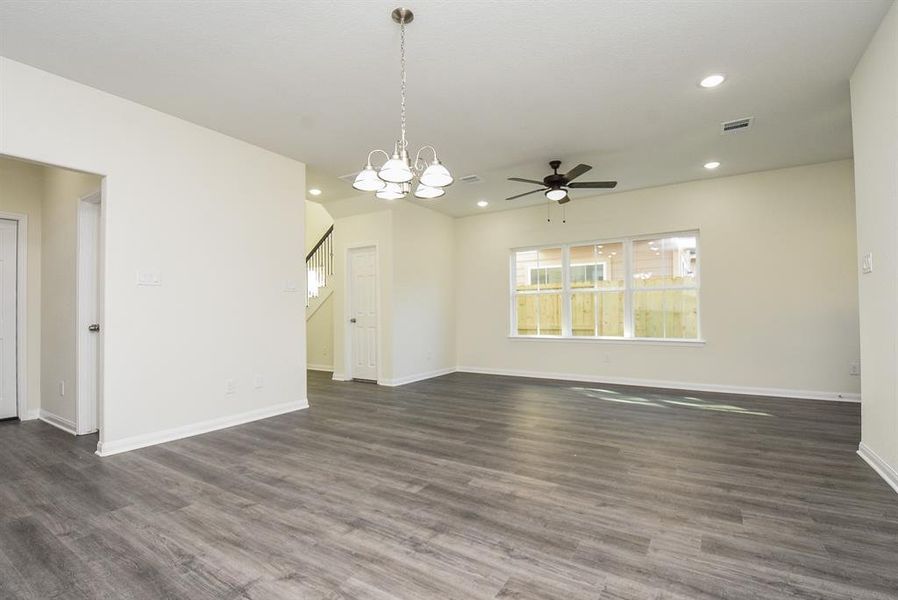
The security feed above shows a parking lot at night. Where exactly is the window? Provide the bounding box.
[510,232,699,340]
[513,247,563,335]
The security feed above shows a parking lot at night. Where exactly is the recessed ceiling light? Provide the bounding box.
[704,161,721,170]
[477,200,489,208]
[699,74,726,88]
[308,188,322,196]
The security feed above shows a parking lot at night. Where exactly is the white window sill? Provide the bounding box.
[508,335,705,347]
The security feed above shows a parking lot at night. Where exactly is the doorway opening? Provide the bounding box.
[0,156,104,437]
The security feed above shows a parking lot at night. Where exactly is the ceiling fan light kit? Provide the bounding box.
[545,188,568,202]
[352,8,453,200]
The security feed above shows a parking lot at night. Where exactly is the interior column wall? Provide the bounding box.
[850,0,898,491]
[331,207,393,382]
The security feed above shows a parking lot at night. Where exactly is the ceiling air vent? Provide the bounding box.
[459,174,482,184]
[720,117,754,134]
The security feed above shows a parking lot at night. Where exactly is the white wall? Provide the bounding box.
[0,58,306,453]
[40,166,101,426]
[0,157,43,417]
[455,160,860,399]
[391,202,456,383]
[305,200,333,255]
[850,1,898,491]
[306,294,333,370]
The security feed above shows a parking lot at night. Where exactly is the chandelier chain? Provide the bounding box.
[399,18,407,152]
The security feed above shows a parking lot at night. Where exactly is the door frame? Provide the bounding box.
[343,243,382,383]
[75,190,102,435]
[0,211,29,420]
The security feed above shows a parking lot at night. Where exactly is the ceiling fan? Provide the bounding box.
[507,160,617,204]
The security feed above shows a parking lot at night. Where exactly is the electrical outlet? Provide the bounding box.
[862,253,873,274]
[254,375,264,389]
[58,381,65,396]
[225,379,236,395]
[849,362,861,376]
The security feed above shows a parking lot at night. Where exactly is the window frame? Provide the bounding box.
[509,230,702,343]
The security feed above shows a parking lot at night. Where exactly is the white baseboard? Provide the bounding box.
[39,409,77,435]
[20,408,39,421]
[307,364,334,372]
[455,366,860,403]
[378,367,457,387]
[95,399,309,457]
[332,372,349,382]
[858,442,898,495]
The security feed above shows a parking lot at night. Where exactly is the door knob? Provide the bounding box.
[88,324,100,332]
[349,318,357,323]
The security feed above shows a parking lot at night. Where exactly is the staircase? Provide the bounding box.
[306,225,334,314]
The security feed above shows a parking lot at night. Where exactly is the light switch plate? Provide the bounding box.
[284,280,299,292]
[862,253,873,274]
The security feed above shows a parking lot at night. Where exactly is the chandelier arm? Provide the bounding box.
[416,145,439,163]
[412,145,437,173]
[367,148,391,167]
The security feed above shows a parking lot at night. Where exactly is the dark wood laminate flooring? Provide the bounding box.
[1,371,897,599]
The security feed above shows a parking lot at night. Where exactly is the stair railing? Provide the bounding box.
[306,225,334,307]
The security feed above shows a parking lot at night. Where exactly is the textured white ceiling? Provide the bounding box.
[0,0,890,216]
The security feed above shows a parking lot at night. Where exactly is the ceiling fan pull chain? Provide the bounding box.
[547,200,551,223]
[562,204,566,224]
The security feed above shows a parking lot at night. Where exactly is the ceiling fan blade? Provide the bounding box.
[508,177,545,185]
[564,163,592,182]
[568,181,618,189]
[506,188,546,201]
[558,195,572,205]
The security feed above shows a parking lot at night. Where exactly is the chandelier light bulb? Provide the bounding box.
[545,188,567,202]
[414,183,445,199]
[419,160,454,188]
[379,153,414,183]
[376,181,406,200]
[353,164,387,192]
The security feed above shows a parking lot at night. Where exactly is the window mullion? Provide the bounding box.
[562,245,572,337]
[624,239,634,338]
[510,254,516,335]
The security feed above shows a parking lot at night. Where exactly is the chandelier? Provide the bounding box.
[352,8,453,200]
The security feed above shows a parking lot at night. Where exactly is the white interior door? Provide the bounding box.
[349,246,377,381]
[76,197,100,434]
[0,219,18,419]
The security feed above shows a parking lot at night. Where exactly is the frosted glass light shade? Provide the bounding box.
[353,165,386,192]
[379,155,414,183]
[419,161,453,187]
[545,188,567,201]
[376,181,405,200]
[414,183,445,199]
